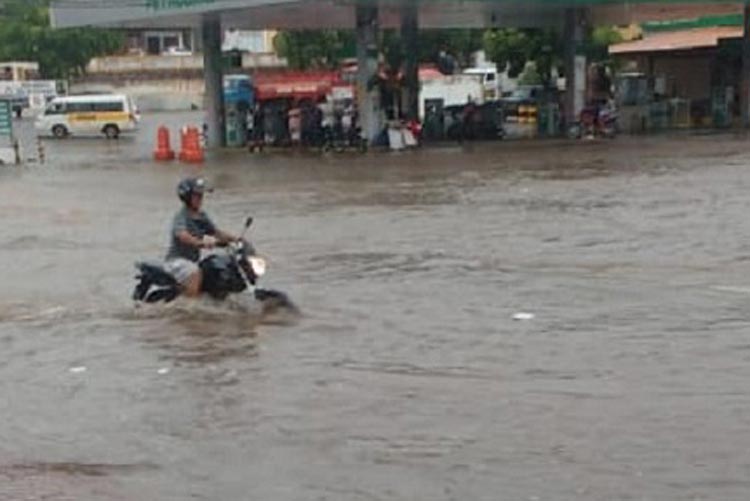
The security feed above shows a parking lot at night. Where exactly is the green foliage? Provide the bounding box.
[0,0,123,79]
[483,28,561,85]
[381,30,404,70]
[483,29,531,78]
[585,26,624,63]
[417,29,484,67]
[275,28,484,71]
[484,26,621,85]
[274,25,621,82]
[518,62,542,86]
[273,30,355,70]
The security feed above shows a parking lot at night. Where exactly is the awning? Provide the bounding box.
[253,71,343,101]
[609,26,742,55]
[50,1,746,30]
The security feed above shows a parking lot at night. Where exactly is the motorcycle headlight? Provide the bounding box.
[247,256,267,277]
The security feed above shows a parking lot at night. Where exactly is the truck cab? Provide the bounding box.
[223,74,254,111]
[463,67,501,101]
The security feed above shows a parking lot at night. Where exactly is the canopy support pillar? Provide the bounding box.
[356,5,382,142]
[202,13,225,148]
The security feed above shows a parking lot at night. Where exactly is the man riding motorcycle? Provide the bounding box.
[165,177,240,297]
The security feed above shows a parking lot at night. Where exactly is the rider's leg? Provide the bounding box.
[165,258,201,297]
[182,269,203,297]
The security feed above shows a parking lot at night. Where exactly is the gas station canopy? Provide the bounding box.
[50,1,743,30]
[48,0,750,148]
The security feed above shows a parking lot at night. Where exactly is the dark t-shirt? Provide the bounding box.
[165,207,217,262]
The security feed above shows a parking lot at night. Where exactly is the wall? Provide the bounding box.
[71,78,205,111]
[80,53,287,111]
[652,53,713,101]
[87,53,286,73]
[620,50,714,102]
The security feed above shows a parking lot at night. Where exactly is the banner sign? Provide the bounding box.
[145,0,216,11]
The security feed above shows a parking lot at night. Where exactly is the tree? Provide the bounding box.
[518,62,542,86]
[483,29,532,78]
[585,26,624,64]
[274,28,484,73]
[273,30,355,70]
[417,29,484,68]
[0,0,123,79]
[484,26,621,87]
[484,28,561,86]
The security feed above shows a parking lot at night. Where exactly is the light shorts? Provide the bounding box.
[165,258,199,286]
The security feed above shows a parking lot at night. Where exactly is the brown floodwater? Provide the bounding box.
[3,113,750,500]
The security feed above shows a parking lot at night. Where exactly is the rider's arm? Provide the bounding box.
[214,229,239,245]
[198,212,235,245]
[176,229,211,249]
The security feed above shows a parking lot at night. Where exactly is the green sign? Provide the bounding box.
[145,0,215,11]
[0,100,11,138]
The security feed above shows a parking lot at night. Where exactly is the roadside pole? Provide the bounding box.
[400,0,419,122]
[742,1,750,128]
[356,4,381,143]
[202,13,225,148]
[564,8,586,130]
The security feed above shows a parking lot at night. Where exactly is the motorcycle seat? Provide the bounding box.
[135,261,177,287]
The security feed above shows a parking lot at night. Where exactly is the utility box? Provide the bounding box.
[422,98,445,141]
[223,74,253,147]
[711,86,731,128]
[224,101,248,147]
[0,99,17,164]
[537,103,560,137]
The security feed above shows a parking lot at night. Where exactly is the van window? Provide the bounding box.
[67,102,94,113]
[92,101,124,112]
[45,102,65,115]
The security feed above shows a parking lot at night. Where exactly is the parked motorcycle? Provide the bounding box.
[321,122,368,153]
[132,218,296,313]
[568,102,618,139]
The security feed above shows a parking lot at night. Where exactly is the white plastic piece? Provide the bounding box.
[0,147,15,165]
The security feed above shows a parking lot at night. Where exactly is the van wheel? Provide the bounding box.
[103,124,120,140]
[52,125,68,139]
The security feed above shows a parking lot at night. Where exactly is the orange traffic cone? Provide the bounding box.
[153,126,175,161]
[178,126,204,163]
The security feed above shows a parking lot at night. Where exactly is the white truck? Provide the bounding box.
[419,73,484,120]
[463,67,501,101]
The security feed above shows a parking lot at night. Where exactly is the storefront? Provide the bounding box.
[611,26,744,130]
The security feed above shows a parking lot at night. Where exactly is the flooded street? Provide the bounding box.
[4,114,750,500]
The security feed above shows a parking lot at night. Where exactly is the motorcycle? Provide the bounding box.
[568,102,618,139]
[132,217,296,313]
[320,122,367,153]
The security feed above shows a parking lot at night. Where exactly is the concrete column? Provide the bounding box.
[202,14,225,148]
[356,4,381,142]
[742,1,750,128]
[564,8,586,127]
[400,0,419,121]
